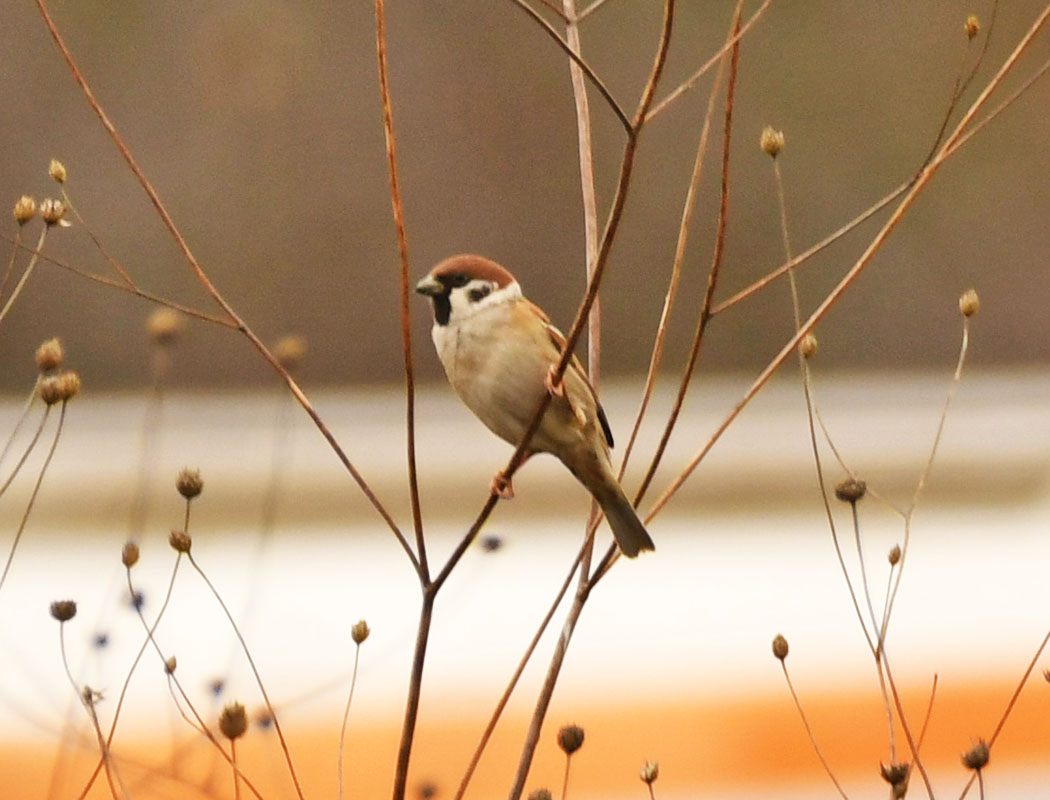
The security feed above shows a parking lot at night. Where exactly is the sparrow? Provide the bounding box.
[416,254,655,557]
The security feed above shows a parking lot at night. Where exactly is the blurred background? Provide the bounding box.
[1,1,1049,798]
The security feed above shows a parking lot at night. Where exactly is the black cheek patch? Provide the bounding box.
[432,294,451,326]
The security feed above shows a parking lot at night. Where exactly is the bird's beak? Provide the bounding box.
[415,275,443,297]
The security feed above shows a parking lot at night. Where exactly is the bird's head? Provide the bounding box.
[416,254,520,326]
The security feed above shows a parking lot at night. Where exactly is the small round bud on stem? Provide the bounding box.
[880,762,910,797]
[39,376,63,406]
[39,198,69,227]
[274,335,308,371]
[169,529,192,553]
[799,333,818,359]
[557,724,585,755]
[351,619,370,645]
[50,600,77,622]
[176,468,203,500]
[640,760,659,784]
[35,338,64,372]
[219,702,248,740]
[13,195,36,225]
[965,14,980,40]
[834,477,867,504]
[164,656,177,674]
[147,308,185,346]
[959,289,979,317]
[56,371,81,402]
[527,791,553,800]
[772,633,789,661]
[962,739,989,771]
[888,544,901,566]
[49,159,68,184]
[760,126,785,158]
[122,541,140,568]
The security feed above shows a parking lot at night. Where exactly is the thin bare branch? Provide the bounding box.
[574,0,613,23]
[780,661,848,799]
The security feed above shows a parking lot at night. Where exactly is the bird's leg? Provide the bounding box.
[490,470,515,500]
[545,364,565,398]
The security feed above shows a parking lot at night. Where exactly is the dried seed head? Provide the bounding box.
[176,467,203,500]
[351,619,370,645]
[274,334,308,371]
[50,599,77,622]
[39,198,69,227]
[772,633,789,661]
[168,529,192,553]
[962,739,989,771]
[219,702,248,740]
[834,477,867,504]
[880,762,910,798]
[147,307,185,346]
[210,678,226,697]
[35,338,64,372]
[965,14,980,40]
[13,195,36,225]
[959,288,979,317]
[39,376,63,406]
[56,370,81,402]
[640,760,659,784]
[527,791,553,800]
[93,632,109,649]
[122,541,140,568]
[557,724,585,755]
[799,333,818,359]
[49,159,67,184]
[481,534,503,552]
[417,783,437,800]
[164,656,177,674]
[888,544,902,566]
[760,126,785,158]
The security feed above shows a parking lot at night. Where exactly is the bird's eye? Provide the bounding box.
[469,285,492,303]
[450,273,470,288]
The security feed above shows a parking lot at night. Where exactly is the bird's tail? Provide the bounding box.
[596,481,655,558]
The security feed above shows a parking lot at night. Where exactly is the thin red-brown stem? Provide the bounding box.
[187,552,305,800]
[916,674,939,754]
[574,0,613,23]
[0,403,49,500]
[391,586,435,800]
[0,225,49,326]
[633,9,740,507]
[375,0,427,578]
[231,739,242,800]
[780,661,848,799]
[645,4,1050,522]
[506,0,630,130]
[60,189,135,287]
[534,0,569,21]
[881,648,935,798]
[560,754,572,799]
[34,0,415,571]
[618,0,739,476]
[337,645,362,800]
[645,0,774,122]
[0,228,22,302]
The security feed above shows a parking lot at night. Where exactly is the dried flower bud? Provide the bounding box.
[799,333,818,359]
[147,308,185,346]
[164,656,177,674]
[557,724,585,755]
[527,791,553,800]
[50,599,77,622]
[481,535,503,552]
[39,376,63,406]
[49,159,67,184]
[959,288,979,317]
[772,634,789,661]
[640,760,659,784]
[122,541,140,568]
[351,619,370,645]
[880,762,910,797]
[888,544,901,566]
[417,783,437,800]
[219,702,248,740]
[965,14,980,40]
[39,198,69,227]
[834,477,867,504]
[35,338,64,372]
[13,195,36,225]
[210,678,226,697]
[176,468,203,500]
[760,126,785,158]
[169,529,192,553]
[56,370,81,401]
[274,335,308,371]
[962,739,989,771]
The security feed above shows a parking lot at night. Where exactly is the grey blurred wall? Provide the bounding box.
[0,1,1047,391]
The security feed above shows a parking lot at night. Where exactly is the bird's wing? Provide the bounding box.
[531,306,615,450]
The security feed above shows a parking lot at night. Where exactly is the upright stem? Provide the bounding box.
[391,587,435,800]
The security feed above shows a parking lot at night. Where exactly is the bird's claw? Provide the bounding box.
[545,365,565,398]
[490,471,514,500]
